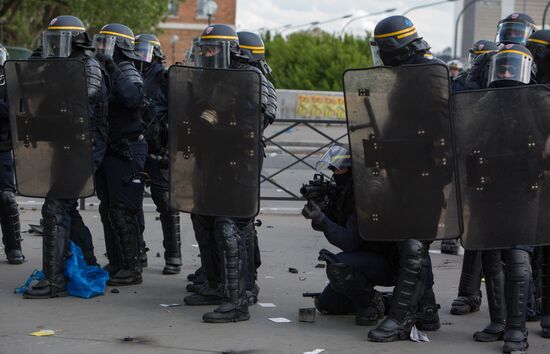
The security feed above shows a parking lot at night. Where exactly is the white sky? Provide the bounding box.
[235,0,457,52]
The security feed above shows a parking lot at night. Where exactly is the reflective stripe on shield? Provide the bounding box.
[343,63,461,242]
[168,65,262,217]
[4,59,95,198]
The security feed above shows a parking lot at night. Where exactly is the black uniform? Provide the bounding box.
[0,54,24,265]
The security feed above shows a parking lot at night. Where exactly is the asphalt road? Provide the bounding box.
[1,210,549,354]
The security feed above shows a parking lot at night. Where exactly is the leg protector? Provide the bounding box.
[474,250,506,342]
[542,245,550,337]
[501,249,530,353]
[326,262,383,326]
[239,219,259,304]
[191,214,221,289]
[451,250,482,315]
[154,189,181,274]
[368,239,427,342]
[99,202,120,276]
[107,206,142,286]
[202,217,249,323]
[0,190,24,264]
[24,199,68,299]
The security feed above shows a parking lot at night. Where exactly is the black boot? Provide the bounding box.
[441,239,459,255]
[368,240,427,342]
[203,218,249,323]
[502,249,530,353]
[474,250,506,342]
[107,207,142,286]
[320,251,384,326]
[186,271,207,292]
[23,199,68,299]
[161,210,182,275]
[100,203,120,276]
[187,267,203,282]
[184,283,224,305]
[416,288,441,331]
[0,191,25,264]
[451,250,483,315]
[542,245,550,338]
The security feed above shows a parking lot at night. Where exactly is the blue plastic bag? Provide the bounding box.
[64,241,109,299]
[14,269,45,294]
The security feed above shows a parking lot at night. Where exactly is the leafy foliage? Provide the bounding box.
[0,0,183,49]
[264,29,372,91]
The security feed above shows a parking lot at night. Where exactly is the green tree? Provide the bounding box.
[264,29,372,91]
[0,0,183,49]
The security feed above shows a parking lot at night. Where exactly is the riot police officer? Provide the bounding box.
[366,15,443,342]
[467,44,536,353]
[179,24,272,322]
[467,13,536,90]
[449,39,499,315]
[134,33,182,275]
[526,29,550,338]
[22,15,107,298]
[0,43,24,265]
[302,144,388,326]
[93,23,148,286]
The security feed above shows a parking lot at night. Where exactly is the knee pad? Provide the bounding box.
[326,262,354,293]
[398,239,424,270]
[42,199,65,225]
[505,249,531,282]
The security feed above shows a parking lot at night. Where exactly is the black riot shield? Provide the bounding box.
[4,59,94,198]
[451,85,550,250]
[343,64,461,242]
[168,65,262,217]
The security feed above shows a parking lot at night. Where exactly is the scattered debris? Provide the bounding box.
[314,263,325,269]
[304,349,325,354]
[160,303,182,308]
[441,321,453,326]
[111,288,120,294]
[269,317,291,323]
[264,276,274,279]
[191,244,199,248]
[299,308,316,323]
[288,267,298,274]
[156,252,161,258]
[299,276,307,281]
[258,303,277,308]
[29,330,55,337]
[266,225,274,229]
[410,325,430,342]
[28,224,43,235]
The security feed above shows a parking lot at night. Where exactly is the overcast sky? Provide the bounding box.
[235,0,457,53]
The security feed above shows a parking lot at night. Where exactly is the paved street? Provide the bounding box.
[1,209,549,354]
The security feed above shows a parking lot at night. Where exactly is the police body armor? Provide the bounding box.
[4,59,94,198]
[168,65,262,217]
[343,63,460,241]
[451,85,550,249]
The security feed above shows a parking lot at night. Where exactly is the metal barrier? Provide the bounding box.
[261,118,348,201]
[77,118,350,209]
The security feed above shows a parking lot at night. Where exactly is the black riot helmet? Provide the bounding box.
[42,15,91,58]
[488,44,533,87]
[527,30,550,82]
[237,31,272,75]
[468,39,498,68]
[0,44,8,66]
[194,24,239,68]
[527,30,550,61]
[93,23,140,61]
[135,34,166,63]
[495,13,537,46]
[371,15,430,66]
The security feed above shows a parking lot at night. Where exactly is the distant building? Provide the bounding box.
[157,0,236,65]
[456,0,548,60]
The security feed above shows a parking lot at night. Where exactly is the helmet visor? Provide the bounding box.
[496,22,533,45]
[370,40,384,67]
[41,31,72,58]
[315,144,352,172]
[135,41,154,63]
[196,41,230,69]
[488,51,532,85]
[0,48,7,66]
[92,34,116,57]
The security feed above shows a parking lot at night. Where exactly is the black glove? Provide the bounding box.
[301,200,326,225]
[96,54,118,74]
